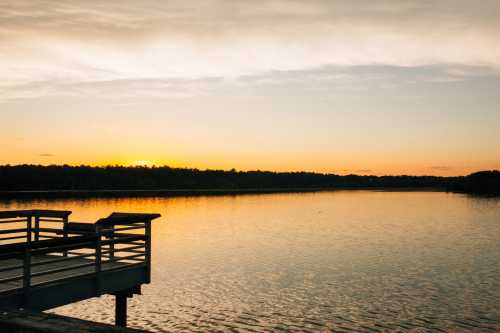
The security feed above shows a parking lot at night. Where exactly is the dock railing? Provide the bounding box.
[0,210,160,305]
[0,210,71,245]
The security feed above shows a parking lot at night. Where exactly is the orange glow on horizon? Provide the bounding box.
[4,157,494,177]
[128,160,157,167]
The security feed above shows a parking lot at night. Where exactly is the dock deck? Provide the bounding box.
[0,210,160,328]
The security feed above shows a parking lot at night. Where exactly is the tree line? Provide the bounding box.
[0,165,498,195]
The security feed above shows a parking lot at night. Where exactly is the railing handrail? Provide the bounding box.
[96,212,160,226]
[0,210,69,245]
[0,210,72,219]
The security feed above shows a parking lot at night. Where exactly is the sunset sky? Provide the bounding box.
[1,0,499,176]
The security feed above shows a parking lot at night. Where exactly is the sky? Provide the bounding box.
[1,0,500,176]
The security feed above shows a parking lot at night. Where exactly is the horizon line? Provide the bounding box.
[2,163,498,178]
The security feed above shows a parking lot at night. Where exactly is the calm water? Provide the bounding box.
[1,191,500,332]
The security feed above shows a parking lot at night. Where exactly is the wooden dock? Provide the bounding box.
[0,210,160,329]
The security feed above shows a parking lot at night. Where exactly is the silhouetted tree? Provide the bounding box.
[0,165,497,196]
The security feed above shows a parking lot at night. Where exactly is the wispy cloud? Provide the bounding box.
[39,153,55,157]
[1,0,499,99]
[429,166,453,172]
[1,64,495,101]
[354,169,374,174]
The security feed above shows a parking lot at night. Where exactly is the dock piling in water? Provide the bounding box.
[115,291,129,327]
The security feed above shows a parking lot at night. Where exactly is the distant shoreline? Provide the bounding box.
[1,166,498,199]
[0,186,448,200]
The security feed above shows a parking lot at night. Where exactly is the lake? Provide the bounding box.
[1,191,499,332]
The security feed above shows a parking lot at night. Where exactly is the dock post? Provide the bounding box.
[95,228,102,295]
[34,215,40,242]
[62,215,69,256]
[26,216,32,243]
[145,220,152,283]
[115,292,128,327]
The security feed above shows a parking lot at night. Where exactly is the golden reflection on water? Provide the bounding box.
[1,191,499,332]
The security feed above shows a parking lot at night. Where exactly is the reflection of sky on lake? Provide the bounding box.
[2,191,499,332]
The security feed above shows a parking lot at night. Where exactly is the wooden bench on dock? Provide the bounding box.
[0,210,160,329]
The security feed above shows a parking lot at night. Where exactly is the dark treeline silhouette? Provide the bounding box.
[0,165,498,197]
[447,170,500,195]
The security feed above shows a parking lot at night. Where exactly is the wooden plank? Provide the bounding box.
[0,229,26,235]
[0,234,98,254]
[0,211,32,219]
[96,213,160,226]
[31,210,72,218]
[0,219,27,224]
[0,210,72,219]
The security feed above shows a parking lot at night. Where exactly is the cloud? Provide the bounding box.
[0,77,223,100]
[354,169,374,174]
[429,166,453,172]
[1,0,499,98]
[39,153,55,157]
[1,64,494,101]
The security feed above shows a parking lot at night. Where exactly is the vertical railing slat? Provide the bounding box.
[109,224,115,261]
[34,215,40,242]
[95,227,102,295]
[63,215,69,256]
[26,216,32,243]
[145,220,152,283]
